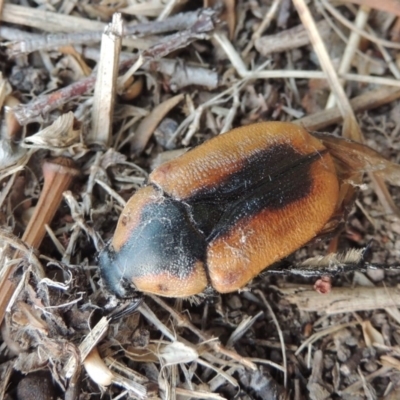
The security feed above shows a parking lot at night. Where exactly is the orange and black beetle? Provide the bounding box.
[99,121,386,298]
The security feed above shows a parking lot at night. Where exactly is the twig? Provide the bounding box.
[254,19,331,56]
[80,47,218,90]
[255,290,287,388]
[13,75,97,125]
[5,8,218,56]
[144,8,216,60]
[220,88,240,134]
[157,0,181,20]
[23,158,79,249]
[340,367,392,394]
[293,0,358,132]
[216,31,400,88]
[276,285,400,315]
[1,3,103,32]
[295,86,400,130]
[243,0,282,56]
[88,13,123,147]
[295,322,359,355]
[95,179,126,207]
[325,5,370,108]
[64,316,110,379]
[320,0,400,49]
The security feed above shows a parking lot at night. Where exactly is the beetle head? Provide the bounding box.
[99,243,137,298]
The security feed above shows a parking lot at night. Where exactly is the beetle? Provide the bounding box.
[99,121,394,298]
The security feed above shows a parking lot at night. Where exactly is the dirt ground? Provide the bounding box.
[1,1,400,399]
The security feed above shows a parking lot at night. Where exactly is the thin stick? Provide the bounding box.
[295,86,400,131]
[242,0,282,56]
[325,6,370,108]
[215,31,400,87]
[277,285,400,315]
[3,5,216,54]
[292,0,358,132]
[255,290,288,388]
[321,0,400,49]
[88,13,123,147]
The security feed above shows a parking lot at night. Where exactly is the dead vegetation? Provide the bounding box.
[0,0,400,399]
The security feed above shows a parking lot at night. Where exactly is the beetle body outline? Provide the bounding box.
[99,122,340,297]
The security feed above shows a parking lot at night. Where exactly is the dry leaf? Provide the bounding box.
[362,320,384,347]
[84,347,114,387]
[22,112,81,151]
[131,93,184,154]
[159,341,199,365]
[381,355,400,370]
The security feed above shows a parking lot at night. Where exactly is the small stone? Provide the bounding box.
[367,268,385,282]
[17,371,56,400]
[226,295,242,310]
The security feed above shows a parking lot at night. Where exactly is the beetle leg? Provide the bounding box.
[108,297,143,321]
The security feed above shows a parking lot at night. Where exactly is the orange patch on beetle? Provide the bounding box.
[150,122,329,201]
[132,260,208,297]
[207,152,339,293]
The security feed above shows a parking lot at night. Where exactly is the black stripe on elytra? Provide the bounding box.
[206,149,327,242]
[183,143,326,238]
[187,143,314,205]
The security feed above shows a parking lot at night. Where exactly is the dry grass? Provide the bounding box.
[1,0,400,399]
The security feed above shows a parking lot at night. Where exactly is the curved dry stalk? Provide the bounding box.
[0,157,78,327]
